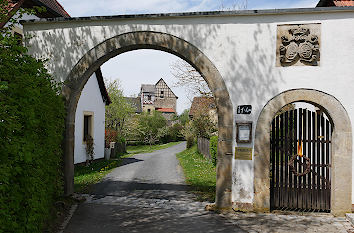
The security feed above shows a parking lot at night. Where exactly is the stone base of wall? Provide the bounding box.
[232,202,254,212]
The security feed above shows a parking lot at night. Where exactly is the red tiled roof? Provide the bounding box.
[1,0,70,28]
[156,108,175,113]
[37,0,70,18]
[317,0,354,6]
[189,96,216,116]
[333,0,354,6]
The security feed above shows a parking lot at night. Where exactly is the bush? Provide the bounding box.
[183,121,195,148]
[168,123,184,141]
[0,28,65,232]
[137,111,167,145]
[186,135,195,149]
[210,136,218,166]
[160,123,184,144]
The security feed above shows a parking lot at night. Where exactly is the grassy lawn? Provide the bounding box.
[74,160,120,193]
[176,145,216,202]
[125,141,182,156]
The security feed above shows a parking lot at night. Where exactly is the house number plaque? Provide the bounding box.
[237,105,252,114]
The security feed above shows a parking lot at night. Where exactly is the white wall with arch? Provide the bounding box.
[23,7,354,208]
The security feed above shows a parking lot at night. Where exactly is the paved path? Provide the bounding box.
[65,142,354,233]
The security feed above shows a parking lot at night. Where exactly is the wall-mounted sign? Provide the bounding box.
[236,122,252,143]
[235,147,253,160]
[237,105,252,114]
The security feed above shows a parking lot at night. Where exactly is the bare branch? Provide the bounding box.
[170,60,213,98]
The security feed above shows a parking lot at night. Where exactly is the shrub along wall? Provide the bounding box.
[0,34,65,232]
[209,136,218,166]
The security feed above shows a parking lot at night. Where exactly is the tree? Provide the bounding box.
[171,60,213,99]
[105,79,134,140]
[178,109,190,126]
[137,111,167,145]
[191,110,217,139]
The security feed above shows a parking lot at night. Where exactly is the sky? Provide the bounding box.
[57,0,319,114]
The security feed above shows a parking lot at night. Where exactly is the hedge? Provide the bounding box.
[0,33,65,232]
[210,136,218,166]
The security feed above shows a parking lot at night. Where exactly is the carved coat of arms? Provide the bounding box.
[279,26,320,66]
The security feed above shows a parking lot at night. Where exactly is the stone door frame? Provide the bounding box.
[62,31,234,209]
[253,89,352,216]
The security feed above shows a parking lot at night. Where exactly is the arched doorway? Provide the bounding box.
[62,31,234,209]
[254,89,352,216]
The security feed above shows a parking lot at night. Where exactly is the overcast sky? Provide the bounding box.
[57,0,319,114]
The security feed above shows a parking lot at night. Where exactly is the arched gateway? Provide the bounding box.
[254,89,352,216]
[62,31,234,208]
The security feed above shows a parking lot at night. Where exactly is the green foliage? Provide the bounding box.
[191,111,217,139]
[137,111,167,144]
[105,79,134,139]
[0,14,65,232]
[176,145,216,202]
[177,109,190,126]
[209,136,218,166]
[183,121,195,148]
[159,123,184,144]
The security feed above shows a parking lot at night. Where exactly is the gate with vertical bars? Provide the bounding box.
[270,108,332,212]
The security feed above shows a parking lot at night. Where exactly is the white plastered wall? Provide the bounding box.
[74,73,105,164]
[23,9,354,203]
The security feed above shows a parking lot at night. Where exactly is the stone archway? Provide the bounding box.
[62,31,234,209]
[253,89,352,216]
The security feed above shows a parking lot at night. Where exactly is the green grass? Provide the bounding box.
[176,145,216,202]
[74,160,120,193]
[125,141,182,156]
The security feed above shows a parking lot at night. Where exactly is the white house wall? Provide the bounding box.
[74,73,105,164]
[23,9,354,203]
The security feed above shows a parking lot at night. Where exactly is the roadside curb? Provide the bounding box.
[57,203,78,233]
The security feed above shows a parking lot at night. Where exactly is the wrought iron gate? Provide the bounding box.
[270,108,332,212]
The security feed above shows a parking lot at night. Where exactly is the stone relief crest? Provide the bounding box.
[277,24,320,66]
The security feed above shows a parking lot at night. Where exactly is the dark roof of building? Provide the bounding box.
[125,97,142,113]
[94,68,111,105]
[317,0,354,6]
[189,96,216,116]
[1,0,70,28]
[141,84,156,93]
[156,108,175,113]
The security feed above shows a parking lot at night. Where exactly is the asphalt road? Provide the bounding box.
[64,142,354,233]
[64,142,244,233]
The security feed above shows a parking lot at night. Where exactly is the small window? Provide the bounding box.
[148,95,151,101]
[84,115,93,142]
[160,91,164,98]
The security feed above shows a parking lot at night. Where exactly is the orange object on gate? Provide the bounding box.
[298,141,303,157]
